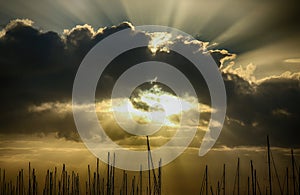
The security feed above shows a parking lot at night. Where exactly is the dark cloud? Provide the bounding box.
[0,19,300,148]
[218,74,300,148]
[0,19,134,140]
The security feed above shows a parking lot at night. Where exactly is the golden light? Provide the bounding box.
[147,32,172,54]
[111,84,197,128]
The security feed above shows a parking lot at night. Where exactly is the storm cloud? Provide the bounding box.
[0,19,299,148]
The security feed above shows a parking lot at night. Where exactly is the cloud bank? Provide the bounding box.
[0,19,300,148]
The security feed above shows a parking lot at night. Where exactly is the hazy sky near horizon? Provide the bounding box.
[0,0,300,194]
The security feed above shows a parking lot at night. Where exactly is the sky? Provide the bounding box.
[0,0,300,194]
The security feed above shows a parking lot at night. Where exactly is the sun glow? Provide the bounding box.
[147,32,172,54]
[112,84,197,127]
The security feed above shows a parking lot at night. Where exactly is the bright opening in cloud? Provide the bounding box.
[147,32,172,54]
[113,84,197,128]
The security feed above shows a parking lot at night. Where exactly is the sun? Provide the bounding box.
[130,83,181,127]
[111,82,197,128]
